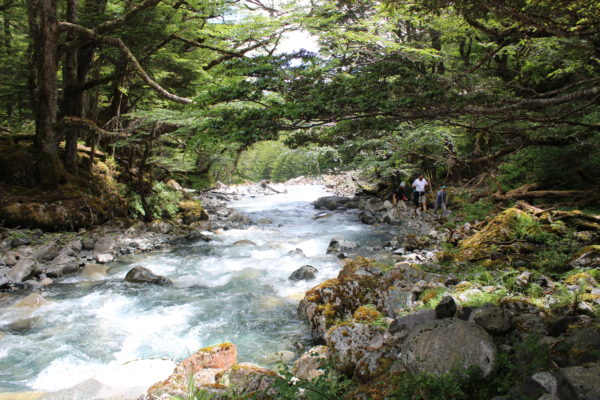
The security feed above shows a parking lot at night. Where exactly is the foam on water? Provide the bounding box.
[0,184,392,394]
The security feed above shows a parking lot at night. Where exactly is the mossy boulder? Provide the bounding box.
[218,363,278,399]
[326,322,385,374]
[298,258,392,342]
[178,200,208,225]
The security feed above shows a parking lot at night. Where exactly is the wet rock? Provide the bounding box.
[14,293,49,308]
[233,239,256,246]
[435,296,457,319]
[469,306,514,335]
[326,237,358,254]
[293,345,329,381]
[81,263,109,279]
[313,212,332,220]
[326,322,385,374]
[555,363,600,400]
[96,253,114,264]
[287,248,305,256]
[364,197,386,213]
[289,265,318,281]
[45,261,81,278]
[6,258,38,283]
[389,309,436,334]
[313,196,352,210]
[125,266,172,286]
[228,211,250,224]
[359,211,378,225]
[400,318,497,378]
[402,234,434,251]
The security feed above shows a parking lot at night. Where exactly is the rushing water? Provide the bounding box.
[0,185,393,394]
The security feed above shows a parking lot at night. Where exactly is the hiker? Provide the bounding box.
[434,186,448,217]
[392,181,409,206]
[412,174,428,213]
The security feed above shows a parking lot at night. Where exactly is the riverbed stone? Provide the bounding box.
[95,253,114,264]
[80,263,109,279]
[313,196,352,210]
[31,243,59,262]
[326,237,358,254]
[289,265,318,281]
[13,293,48,308]
[6,257,37,283]
[124,266,172,286]
[93,235,115,254]
[400,318,497,378]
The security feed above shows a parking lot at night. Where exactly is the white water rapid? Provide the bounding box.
[0,185,393,396]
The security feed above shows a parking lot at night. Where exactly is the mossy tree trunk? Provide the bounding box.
[28,0,64,189]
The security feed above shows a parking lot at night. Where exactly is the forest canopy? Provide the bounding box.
[0,0,598,208]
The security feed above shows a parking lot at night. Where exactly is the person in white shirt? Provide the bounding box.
[412,174,428,213]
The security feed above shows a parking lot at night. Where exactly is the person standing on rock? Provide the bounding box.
[412,174,428,213]
[434,186,448,217]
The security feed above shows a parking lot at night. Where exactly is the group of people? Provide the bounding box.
[391,174,448,217]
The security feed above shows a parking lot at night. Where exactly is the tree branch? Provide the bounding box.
[59,21,192,104]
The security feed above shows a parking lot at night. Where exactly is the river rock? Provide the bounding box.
[93,235,115,254]
[555,363,600,400]
[326,322,385,374]
[149,221,173,234]
[45,258,81,278]
[146,342,237,399]
[80,264,109,279]
[293,346,329,381]
[31,243,59,262]
[389,309,436,334]
[124,266,172,286]
[233,239,256,246]
[400,318,497,378]
[313,212,332,220]
[288,265,318,281]
[564,325,600,365]
[14,293,49,308]
[313,196,352,210]
[326,237,358,254]
[6,257,38,283]
[507,376,546,400]
[363,197,386,212]
[354,349,395,383]
[532,371,558,395]
[95,253,114,264]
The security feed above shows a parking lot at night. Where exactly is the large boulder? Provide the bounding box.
[313,196,353,210]
[288,265,318,281]
[400,318,497,378]
[13,293,49,308]
[31,243,59,262]
[146,343,237,399]
[326,322,385,374]
[124,266,172,286]
[6,257,38,283]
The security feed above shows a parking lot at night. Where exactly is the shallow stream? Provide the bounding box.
[0,185,393,393]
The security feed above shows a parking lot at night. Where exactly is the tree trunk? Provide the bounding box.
[61,0,80,172]
[28,0,64,189]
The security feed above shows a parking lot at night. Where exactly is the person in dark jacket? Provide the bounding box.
[434,186,448,217]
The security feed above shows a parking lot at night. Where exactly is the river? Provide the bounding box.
[0,184,394,395]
